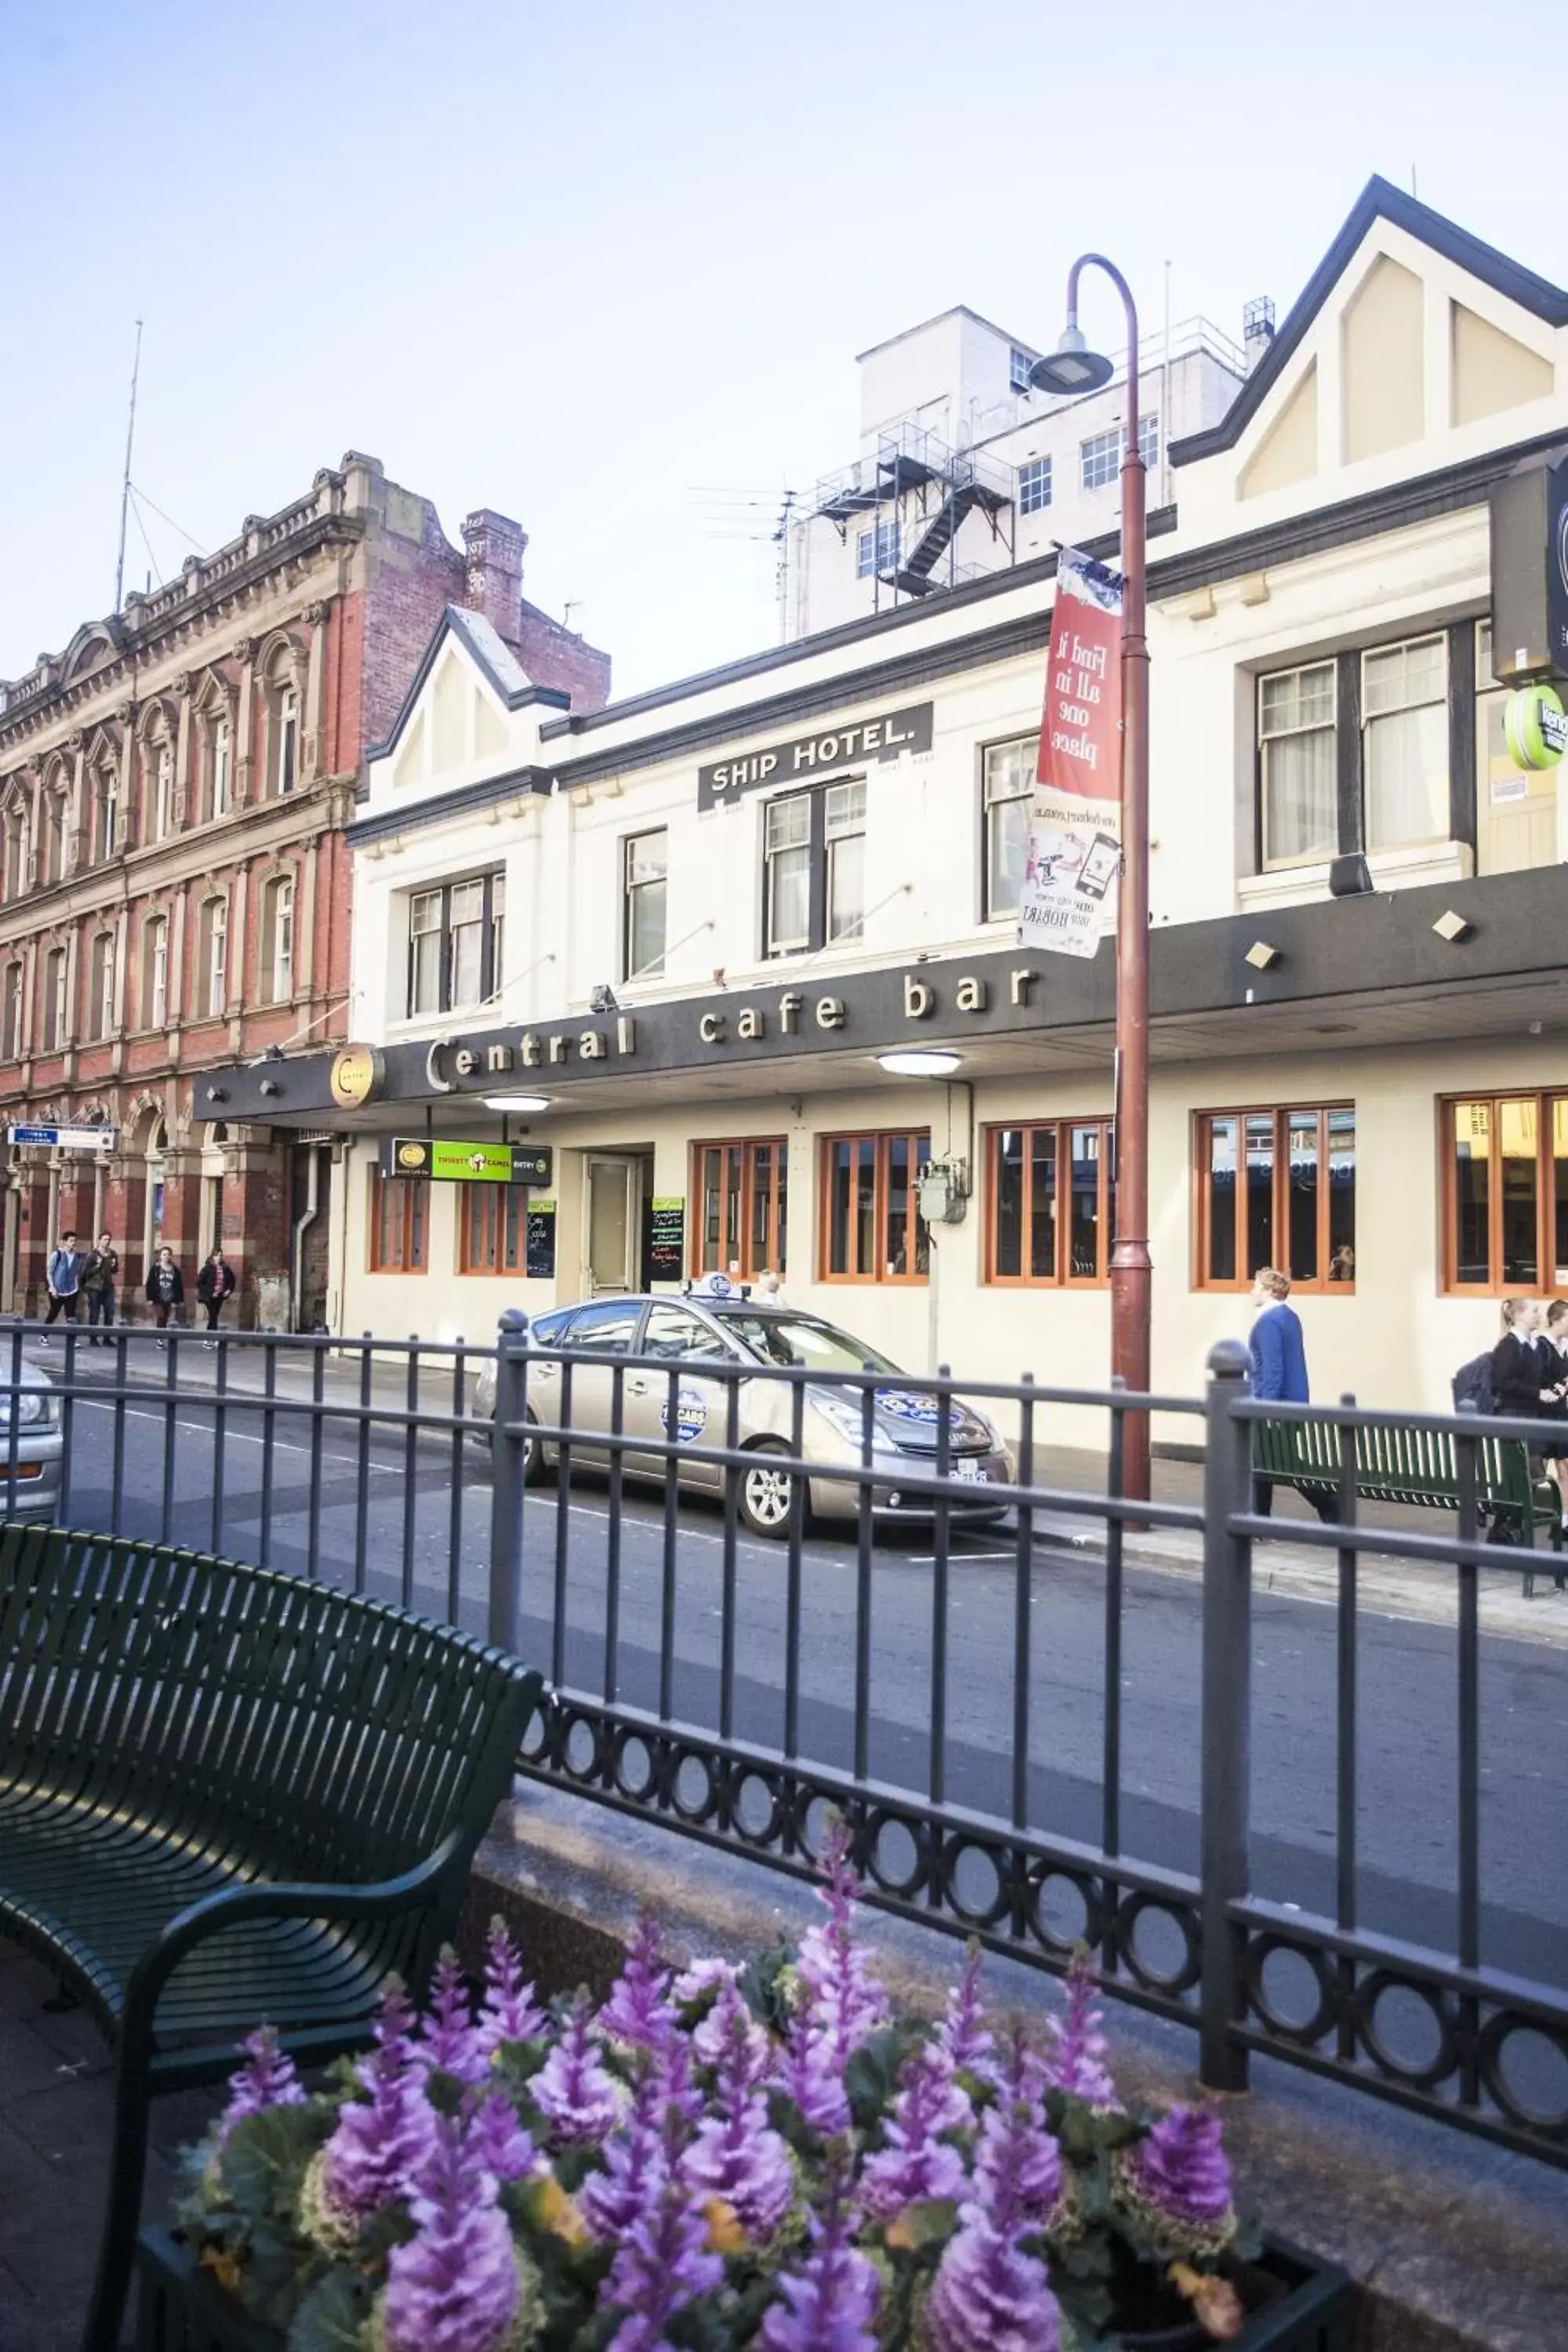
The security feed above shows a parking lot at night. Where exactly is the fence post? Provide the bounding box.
[1199,1337,1254,2093]
[487,1309,531,1653]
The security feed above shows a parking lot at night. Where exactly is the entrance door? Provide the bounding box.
[585,1156,642,1295]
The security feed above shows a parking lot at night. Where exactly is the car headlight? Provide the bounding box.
[2,1390,53,1427]
[811,1391,884,1447]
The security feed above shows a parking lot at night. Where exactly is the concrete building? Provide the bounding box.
[0,461,608,1323]
[205,180,1568,1426]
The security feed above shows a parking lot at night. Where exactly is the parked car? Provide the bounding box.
[470,1287,1014,1539]
[0,1352,63,1523]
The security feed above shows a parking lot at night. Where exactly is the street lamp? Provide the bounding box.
[1030,258,1152,1502]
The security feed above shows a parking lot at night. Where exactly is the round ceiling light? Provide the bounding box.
[876,1051,962,1078]
[483,1094,551,1112]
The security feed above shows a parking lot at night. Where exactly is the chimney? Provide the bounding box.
[1242,296,1276,373]
[462,510,528,639]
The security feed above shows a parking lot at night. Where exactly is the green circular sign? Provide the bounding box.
[1503,683,1568,771]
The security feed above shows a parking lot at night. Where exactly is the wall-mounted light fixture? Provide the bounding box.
[1432,909,1472,943]
[204,1085,228,1105]
[1327,854,1374,898]
[258,1078,282,1098]
[1244,941,1281,971]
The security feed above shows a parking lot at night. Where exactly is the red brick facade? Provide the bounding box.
[0,460,609,1326]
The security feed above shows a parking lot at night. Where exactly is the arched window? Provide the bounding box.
[2,804,29,901]
[212,714,232,818]
[151,741,175,842]
[198,897,227,1018]
[41,782,66,885]
[94,764,118,864]
[263,648,303,797]
[143,913,169,1030]
[260,873,296,1004]
[42,946,67,1052]
[1,960,21,1060]
[89,932,114,1040]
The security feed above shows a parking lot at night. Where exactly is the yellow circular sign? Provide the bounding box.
[329,1045,384,1110]
[397,1141,428,1171]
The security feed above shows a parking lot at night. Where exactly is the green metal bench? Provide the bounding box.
[1254,1418,1566,1599]
[0,1524,542,2352]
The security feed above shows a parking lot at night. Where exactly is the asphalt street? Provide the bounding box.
[37,1358,1568,2022]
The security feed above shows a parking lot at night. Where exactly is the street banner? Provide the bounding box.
[1018,549,1124,958]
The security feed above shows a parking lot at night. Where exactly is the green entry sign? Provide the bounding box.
[380,1138,553,1185]
[1503,683,1568,771]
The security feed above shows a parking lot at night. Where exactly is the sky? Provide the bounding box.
[5,0,1566,702]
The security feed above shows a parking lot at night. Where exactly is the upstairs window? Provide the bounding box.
[763,783,865,956]
[1010,346,1034,394]
[2,808,27,900]
[623,829,668,979]
[200,897,228,1018]
[855,519,900,579]
[40,785,67,884]
[144,914,169,1031]
[151,742,175,841]
[275,684,299,795]
[211,715,232,819]
[1018,457,1052,515]
[982,735,1035,918]
[1,960,21,1059]
[764,793,813,956]
[89,932,114,1039]
[825,780,866,942]
[262,874,296,1005]
[1258,662,1337,869]
[405,872,504,1017]
[1363,635,1446,851]
[1080,415,1157,491]
[42,946,67,1051]
[95,766,118,863]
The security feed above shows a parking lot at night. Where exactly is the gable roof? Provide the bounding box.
[365,603,570,763]
[1171,174,1568,469]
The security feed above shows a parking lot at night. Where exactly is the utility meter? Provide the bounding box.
[917,1158,970,1226]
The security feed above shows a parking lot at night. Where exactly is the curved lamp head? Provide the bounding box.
[1028,325,1115,397]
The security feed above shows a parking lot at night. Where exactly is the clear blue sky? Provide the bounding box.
[5,0,1564,700]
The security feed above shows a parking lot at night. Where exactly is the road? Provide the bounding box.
[33,1359,1568,2012]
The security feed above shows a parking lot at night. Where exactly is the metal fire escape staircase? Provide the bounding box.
[812,423,1016,611]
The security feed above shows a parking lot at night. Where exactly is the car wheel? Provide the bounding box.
[738,1440,802,1540]
[521,1410,546,1486]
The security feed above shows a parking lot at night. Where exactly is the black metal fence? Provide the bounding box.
[2,1309,1565,2169]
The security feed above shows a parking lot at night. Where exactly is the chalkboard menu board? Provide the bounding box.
[525,1201,557,1280]
[648,1197,685,1283]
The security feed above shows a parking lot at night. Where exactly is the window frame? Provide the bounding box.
[42,946,67,1052]
[690,1136,788,1280]
[982,1117,1116,1287]
[1010,346,1033,394]
[1017,456,1052,515]
[855,518,900,579]
[622,828,669,980]
[980,735,1036,921]
[1192,1103,1356,1294]
[1360,631,1449,855]
[1439,1090,1568,1297]
[151,742,175,842]
[1256,659,1338,871]
[818,1127,931,1286]
[202,898,228,1019]
[761,780,866,958]
[403,870,505,1018]
[275,684,299,796]
[1,960,22,1059]
[89,931,114,1040]
[457,1181,528,1275]
[1080,416,1157,491]
[211,714,232,819]
[145,914,169,1031]
[96,768,118,864]
[368,1167,430,1273]
[263,873,296,1006]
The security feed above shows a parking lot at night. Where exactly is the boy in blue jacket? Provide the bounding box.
[1249,1267,1334,1520]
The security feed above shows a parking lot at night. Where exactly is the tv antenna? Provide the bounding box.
[114,320,143,616]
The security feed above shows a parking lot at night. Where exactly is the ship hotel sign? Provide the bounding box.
[695,701,934,811]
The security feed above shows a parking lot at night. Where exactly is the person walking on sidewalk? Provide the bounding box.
[1538,1300,1568,1512]
[1248,1267,1335,1523]
[81,1232,119,1345]
[146,1247,184,1339]
[42,1229,84,1335]
[196,1248,237,1345]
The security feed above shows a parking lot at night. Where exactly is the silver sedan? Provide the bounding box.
[0,1354,64,1523]
[472,1291,1014,1539]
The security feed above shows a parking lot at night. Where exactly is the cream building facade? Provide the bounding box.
[205,180,1568,1432]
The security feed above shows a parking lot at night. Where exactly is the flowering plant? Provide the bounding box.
[172,1828,1257,2351]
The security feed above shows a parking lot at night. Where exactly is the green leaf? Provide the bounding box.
[844,2021,923,2130]
[884,2197,960,2253]
[737,1937,796,2034]
[286,2266,374,2352]
[220,2105,330,2227]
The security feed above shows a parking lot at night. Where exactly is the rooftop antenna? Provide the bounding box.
[114,318,143,616]
[1410,162,1418,198]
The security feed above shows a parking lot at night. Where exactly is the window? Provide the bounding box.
[96,767,118,863]
[144,914,169,1031]
[1475,621,1557,877]
[405,872,504,1017]
[200,898,227,1018]
[1010,347,1034,394]
[1363,635,1446,851]
[623,829,667,979]
[275,685,299,795]
[1080,416,1158,491]
[855,519,900,579]
[982,736,1035,918]
[42,946,67,1052]
[262,874,296,1005]
[89,932,114,1040]
[1,961,21,1059]
[764,783,866,957]
[692,1138,787,1279]
[985,1119,1116,1284]
[644,1303,732,1359]
[2,809,26,900]
[1196,1105,1356,1291]
[1443,1094,1568,1293]
[560,1298,643,1352]
[459,1184,528,1273]
[211,717,232,819]
[1018,457,1052,515]
[821,1128,931,1283]
[151,743,174,841]
[1258,662,1337,869]
[41,787,66,885]
[368,1167,428,1272]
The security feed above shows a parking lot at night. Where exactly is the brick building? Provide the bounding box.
[0,454,609,1323]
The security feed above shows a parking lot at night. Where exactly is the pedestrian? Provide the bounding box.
[1489,1297,1554,1422]
[145,1247,184,1340]
[196,1247,237,1344]
[1248,1267,1336,1523]
[1534,1298,1568,1511]
[41,1228,85,1336]
[753,1269,787,1305]
[81,1230,120,1346]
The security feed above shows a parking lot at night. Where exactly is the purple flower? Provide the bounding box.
[599,1911,676,2054]
[383,2114,524,2352]
[417,1951,488,2087]
[216,2026,306,2142]
[794,1818,888,2060]
[940,1947,993,2079]
[604,2107,723,2351]
[759,2159,880,2352]
[1041,1951,1117,2107]
[686,1990,794,2243]
[673,1956,741,2008]
[318,2031,440,2227]
[775,2003,851,2136]
[691,1981,771,2084]
[477,1919,547,2055]
[465,2090,535,2184]
[861,2041,971,2221]
[1123,2104,1234,2249]
[579,2057,668,2242]
[532,1991,626,2145]
[925,2216,1060,2352]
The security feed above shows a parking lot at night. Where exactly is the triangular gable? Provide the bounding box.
[368,603,572,781]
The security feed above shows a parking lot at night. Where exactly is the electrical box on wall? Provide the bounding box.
[918,1158,970,1225]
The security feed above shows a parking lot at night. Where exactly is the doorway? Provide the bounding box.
[583,1155,647,1294]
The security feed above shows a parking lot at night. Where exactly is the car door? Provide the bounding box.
[549,1297,647,1465]
[623,1302,737,1490]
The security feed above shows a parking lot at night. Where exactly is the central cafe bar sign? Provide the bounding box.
[696,702,933,811]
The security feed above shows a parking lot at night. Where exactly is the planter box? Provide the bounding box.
[136,2223,1350,2352]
